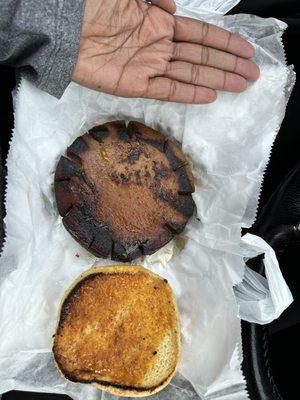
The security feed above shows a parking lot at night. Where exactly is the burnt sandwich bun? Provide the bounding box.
[53,265,180,397]
[54,120,195,261]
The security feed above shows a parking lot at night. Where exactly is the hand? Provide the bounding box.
[72,0,260,104]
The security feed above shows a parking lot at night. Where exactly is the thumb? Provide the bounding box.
[149,0,177,14]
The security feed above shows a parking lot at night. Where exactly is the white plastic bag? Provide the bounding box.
[235,234,293,324]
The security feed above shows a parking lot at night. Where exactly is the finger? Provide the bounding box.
[149,0,176,14]
[174,17,255,59]
[145,77,217,104]
[172,43,260,81]
[165,61,247,92]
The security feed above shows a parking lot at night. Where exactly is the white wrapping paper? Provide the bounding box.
[0,1,294,399]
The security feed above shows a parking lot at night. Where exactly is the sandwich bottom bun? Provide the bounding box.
[52,265,180,397]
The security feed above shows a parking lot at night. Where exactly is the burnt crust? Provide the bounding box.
[55,272,102,333]
[89,125,109,142]
[55,156,82,181]
[52,266,180,395]
[67,137,88,163]
[54,120,195,261]
[128,121,166,151]
[61,372,174,393]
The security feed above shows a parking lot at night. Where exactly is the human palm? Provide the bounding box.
[72,0,259,104]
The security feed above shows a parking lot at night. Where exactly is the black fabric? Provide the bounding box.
[230,1,300,213]
[0,65,14,249]
[230,4,300,400]
[231,0,300,18]
[240,161,300,400]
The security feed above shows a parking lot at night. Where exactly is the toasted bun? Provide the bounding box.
[54,120,195,261]
[53,265,180,397]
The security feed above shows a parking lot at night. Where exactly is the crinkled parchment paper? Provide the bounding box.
[0,0,295,399]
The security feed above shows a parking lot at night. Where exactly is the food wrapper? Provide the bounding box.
[0,0,295,399]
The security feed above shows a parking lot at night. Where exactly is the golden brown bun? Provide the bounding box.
[54,120,195,261]
[53,265,180,397]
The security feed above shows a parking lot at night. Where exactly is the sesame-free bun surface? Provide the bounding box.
[53,265,180,397]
